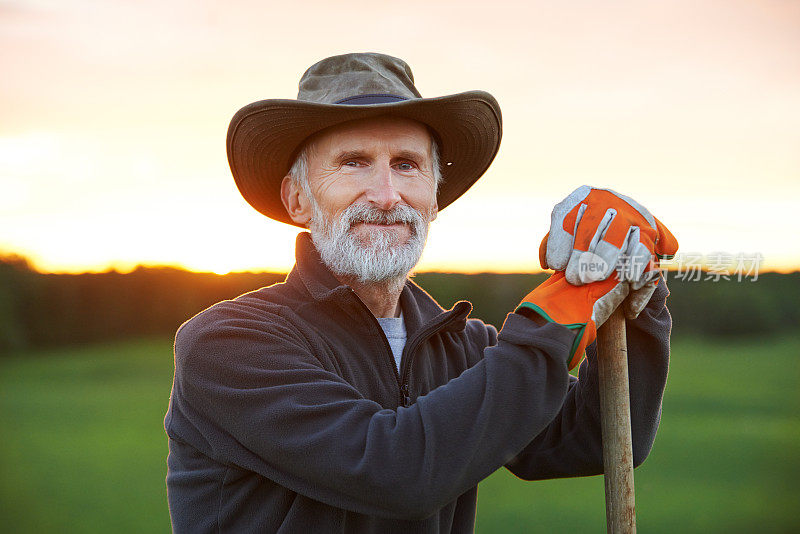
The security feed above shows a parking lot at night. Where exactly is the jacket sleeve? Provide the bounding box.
[504,276,671,479]
[171,302,576,520]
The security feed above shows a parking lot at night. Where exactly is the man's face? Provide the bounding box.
[282,116,439,284]
[305,116,438,241]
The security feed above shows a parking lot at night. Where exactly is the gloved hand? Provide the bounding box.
[517,271,629,370]
[539,185,678,318]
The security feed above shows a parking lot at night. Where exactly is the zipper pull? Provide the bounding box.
[401,383,410,406]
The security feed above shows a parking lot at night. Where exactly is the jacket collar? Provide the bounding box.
[286,232,346,302]
[286,232,471,332]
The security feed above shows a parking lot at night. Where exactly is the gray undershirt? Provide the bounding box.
[376,311,407,372]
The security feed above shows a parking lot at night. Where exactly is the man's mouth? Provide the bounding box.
[355,221,404,226]
[349,220,414,241]
[351,220,408,230]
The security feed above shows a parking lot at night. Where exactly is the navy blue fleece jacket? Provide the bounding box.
[164,232,670,532]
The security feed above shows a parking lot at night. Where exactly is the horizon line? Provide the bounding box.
[1,255,796,277]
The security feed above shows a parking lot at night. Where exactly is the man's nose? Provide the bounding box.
[365,163,401,210]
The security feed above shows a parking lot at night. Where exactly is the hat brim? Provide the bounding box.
[226,90,502,227]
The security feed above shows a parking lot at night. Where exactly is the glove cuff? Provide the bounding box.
[516,301,591,370]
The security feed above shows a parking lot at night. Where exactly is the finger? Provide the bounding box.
[571,202,608,253]
[564,202,613,284]
[624,281,657,319]
[591,279,630,327]
[624,236,652,287]
[565,208,618,284]
[654,216,679,258]
[609,188,657,228]
[547,202,586,271]
[630,257,659,290]
[616,226,638,282]
[597,206,630,250]
[546,186,591,270]
[617,222,657,287]
[539,232,550,270]
[590,208,629,281]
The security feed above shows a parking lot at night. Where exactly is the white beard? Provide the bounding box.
[308,200,432,286]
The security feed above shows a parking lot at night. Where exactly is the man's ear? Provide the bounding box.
[280,175,312,226]
[429,200,439,222]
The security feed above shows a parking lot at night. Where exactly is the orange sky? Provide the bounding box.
[1,0,799,274]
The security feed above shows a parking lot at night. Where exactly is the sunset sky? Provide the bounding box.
[1,0,798,274]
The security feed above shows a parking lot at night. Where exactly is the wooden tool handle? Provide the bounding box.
[597,307,637,533]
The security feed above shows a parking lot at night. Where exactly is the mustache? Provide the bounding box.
[340,204,422,228]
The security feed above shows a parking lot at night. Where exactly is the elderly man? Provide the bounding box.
[164,53,678,533]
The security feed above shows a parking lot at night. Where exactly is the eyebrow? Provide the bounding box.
[332,151,365,163]
[394,149,428,163]
[332,149,428,163]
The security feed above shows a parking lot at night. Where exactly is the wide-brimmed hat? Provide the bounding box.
[226,52,502,226]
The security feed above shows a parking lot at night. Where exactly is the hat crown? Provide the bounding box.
[297,53,423,105]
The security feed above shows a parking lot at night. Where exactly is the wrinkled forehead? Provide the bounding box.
[301,115,435,159]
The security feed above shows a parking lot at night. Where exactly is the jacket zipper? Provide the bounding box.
[398,303,470,406]
[346,288,468,408]
[345,288,406,406]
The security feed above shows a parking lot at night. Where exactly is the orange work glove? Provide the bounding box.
[541,186,678,286]
[517,271,629,370]
[539,186,679,318]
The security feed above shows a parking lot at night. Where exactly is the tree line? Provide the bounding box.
[1,255,797,355]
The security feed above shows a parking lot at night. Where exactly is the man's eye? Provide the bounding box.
[397,162,415,171]
[344,161,360,167]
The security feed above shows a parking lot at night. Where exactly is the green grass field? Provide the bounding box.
[1,335,798,533]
